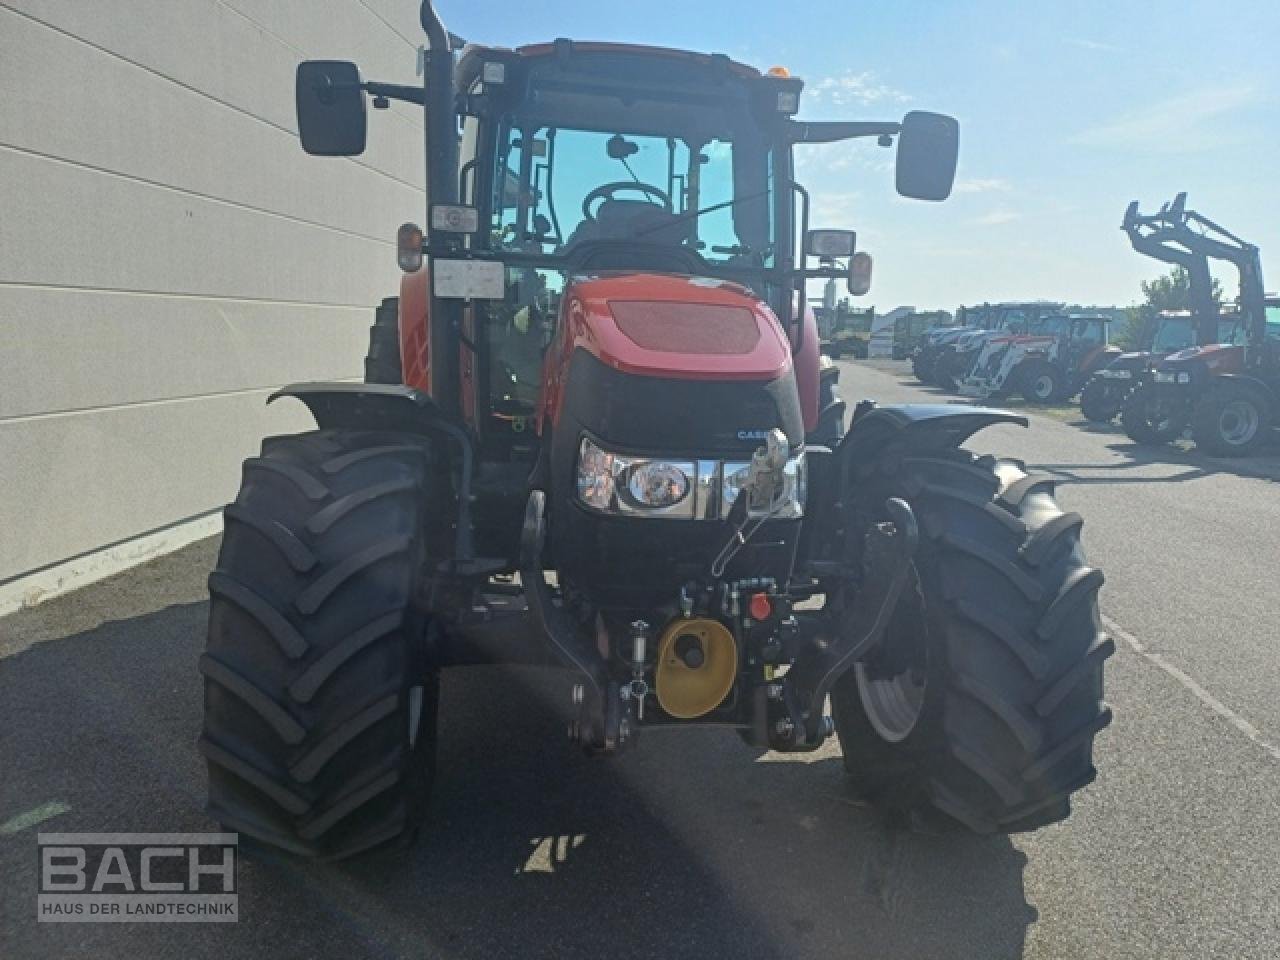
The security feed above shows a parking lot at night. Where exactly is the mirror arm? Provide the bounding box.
[363,81,425,106]
[793,266,848,279]
[787,120,901,144]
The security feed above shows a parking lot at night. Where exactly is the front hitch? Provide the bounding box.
[773,497,918,750]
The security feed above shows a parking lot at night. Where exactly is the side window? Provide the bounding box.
[1265,307,1280,344]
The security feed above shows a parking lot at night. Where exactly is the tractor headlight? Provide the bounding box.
[576,437,617,510]
[1152,370,1176,384]
[576,437,695,517]
[624,461,691,509]
[1176,371,1193,384]
[575,437,805,519]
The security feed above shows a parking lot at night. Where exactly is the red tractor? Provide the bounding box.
[200,2,1111,860]
[1121,195,1280,455]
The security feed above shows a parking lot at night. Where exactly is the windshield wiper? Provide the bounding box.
[633,189,769,238]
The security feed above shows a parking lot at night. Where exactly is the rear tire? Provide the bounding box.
[809,362,847,447]
[1079,379,1122,422]
[364,297,403,384]
[1191,382,1272,457]
[832,449,1112,834]
[202,430,440,859]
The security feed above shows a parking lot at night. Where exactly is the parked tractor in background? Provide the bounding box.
[893,310,950,360]
[198,0,1110,861]
[815,283,873,358]
[1121,195,1279,455]
[1079,310,1236,423]
[910,302,991,384]
[960,314,1117,403]
[932,301,1064,391]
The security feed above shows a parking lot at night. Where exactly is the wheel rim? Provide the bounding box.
[1033,374,1054,400]
[855,574,929,743]
[1218,400,1259,445]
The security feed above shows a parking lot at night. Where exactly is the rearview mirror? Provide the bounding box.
[848,252,873,296]
[895,111,958,202]
[296,60,367,156]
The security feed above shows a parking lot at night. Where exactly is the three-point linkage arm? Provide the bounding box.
[1123,193,1266,348]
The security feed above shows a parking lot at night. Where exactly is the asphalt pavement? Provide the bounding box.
[2,360,1278,959]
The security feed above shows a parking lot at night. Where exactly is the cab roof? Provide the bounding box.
[459,39,764,83]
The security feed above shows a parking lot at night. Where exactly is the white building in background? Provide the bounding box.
[0,1,424,614]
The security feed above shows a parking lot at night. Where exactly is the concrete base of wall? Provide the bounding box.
[0,511,222,618]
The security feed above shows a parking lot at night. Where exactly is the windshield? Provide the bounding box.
[1031,315,1070,336]
[490,123,776,268]
[1151,316,1194,351]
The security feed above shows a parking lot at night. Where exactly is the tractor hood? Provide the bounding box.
[1113,350,1155,369]
[1159,342,1244,372]
[927,326,967,345]
[562,273,792,381]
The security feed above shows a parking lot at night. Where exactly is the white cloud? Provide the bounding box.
[954,177,1012,194]
[1070,85,1259,151]
[807,71,911,108]
[1065,37,1123,53]
[974,208,1021,226]
[808,191,863,225]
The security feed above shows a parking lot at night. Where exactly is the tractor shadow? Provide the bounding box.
[325,667,1037,960]
[1035,438,1280,487]
[0,550,1037,960]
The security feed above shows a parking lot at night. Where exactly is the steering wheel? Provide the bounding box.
[581,181,672,219]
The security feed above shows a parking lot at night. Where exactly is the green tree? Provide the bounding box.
[1117,266,1223,348]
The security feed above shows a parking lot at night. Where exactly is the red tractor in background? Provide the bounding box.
[199,1,1111,861]
[1121,195,1280,455]
[959,314,1118,403]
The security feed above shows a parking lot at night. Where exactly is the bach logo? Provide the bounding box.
[37,833,238,923]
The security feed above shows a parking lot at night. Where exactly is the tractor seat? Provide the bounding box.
[566,199,687,248]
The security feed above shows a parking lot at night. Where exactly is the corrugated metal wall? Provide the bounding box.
[0,0,424,605]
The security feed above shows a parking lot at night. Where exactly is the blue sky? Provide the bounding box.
[440,0,1279,311]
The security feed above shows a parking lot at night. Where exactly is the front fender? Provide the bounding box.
[838,403,1027,467]
[268,382,443,434]
[801,404,1026,571]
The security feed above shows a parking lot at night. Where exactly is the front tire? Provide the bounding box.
[933,353,962,391]
[1121,385,1186,445]
[1020,362,1062,404]
[1191,382,1272,457]
[832,449,1112,833]
[1079,378,1122,422]
[202,430,440,859]
[912,354,934,384]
